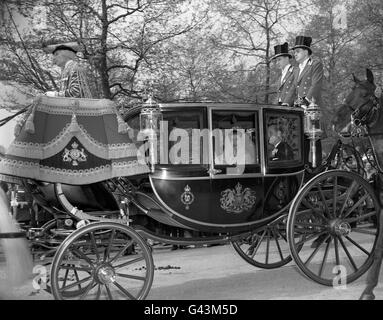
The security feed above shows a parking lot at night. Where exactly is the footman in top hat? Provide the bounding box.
[292,35,324,165]
[292,36,324,107]
[271,42,296,107]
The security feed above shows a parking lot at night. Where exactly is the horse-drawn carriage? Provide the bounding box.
[0,72,382,299]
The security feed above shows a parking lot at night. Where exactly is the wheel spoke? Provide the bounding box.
[338,181,358,217]
[109,240,134,263]
[334,236,340,266]
[113,281,135,300]
[338,236,358,272]
[294,226,325,235]
[277,228,288,242]
[265,228,270,264]
[295,231,327,247]
[345,236,370,256]
[59,265,93,273]
[70,247,94,266]
[59,276,92,292]
[90,232,100,261]
[62,266,70,288]
[271,228,284,261]
[304,235,330,266]
[113,255,145,269]
[116,273,146,281]
[317,185,331,217]
[79,281,97,300]
[345,211,377,224]
[294,221,327,229]
[343,194,369,219]
[104,229,116,262]
[94,284,102,300]
[105,284,113,300]
[301,198,329,222]
[318,238,332,277]
[332,175,338,219]
[249,229,266,258]
[73,268,82,291]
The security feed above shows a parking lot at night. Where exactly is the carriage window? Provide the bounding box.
[265,112,303,167]
[162,108,208,165]
[212,110,259,174]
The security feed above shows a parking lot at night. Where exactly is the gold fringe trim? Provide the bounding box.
[0,159,150,185]
[7,121,139,160]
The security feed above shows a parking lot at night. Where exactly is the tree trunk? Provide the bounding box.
[99,0,111,99]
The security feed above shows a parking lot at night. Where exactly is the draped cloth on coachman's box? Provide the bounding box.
[0,95,149,185]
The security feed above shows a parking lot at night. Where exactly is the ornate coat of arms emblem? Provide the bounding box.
[63,141,87,166]
[220,183,256,214]
[181,185,194,210]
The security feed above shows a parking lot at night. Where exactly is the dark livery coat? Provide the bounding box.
[294,57,324,107]
[277,65,296,107]
[271,141,294,161]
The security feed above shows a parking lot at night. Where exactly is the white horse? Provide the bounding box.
[0,187,33,299]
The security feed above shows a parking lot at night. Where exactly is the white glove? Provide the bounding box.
[45,91,58,97]
[10,200,18,207]
[128,128,135,140]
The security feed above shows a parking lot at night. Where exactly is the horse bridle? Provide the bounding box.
[351,93,381,127]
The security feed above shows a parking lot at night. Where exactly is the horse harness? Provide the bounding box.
[351,93,381,128]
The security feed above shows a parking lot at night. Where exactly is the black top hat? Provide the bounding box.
[52,45,77,55]
[43,42,81,54]
[291,36,312,55]
[271,42,292,60]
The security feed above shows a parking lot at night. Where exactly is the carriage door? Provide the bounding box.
[209,109,264,223]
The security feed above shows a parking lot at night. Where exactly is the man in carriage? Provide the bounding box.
[267,124,294,161]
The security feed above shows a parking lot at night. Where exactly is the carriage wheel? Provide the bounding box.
[232,215,293,269]
[287,170,380,286]
[50,222,154,300]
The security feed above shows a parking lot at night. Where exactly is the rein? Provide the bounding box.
[351,94,380,127]
[0,106,29,128]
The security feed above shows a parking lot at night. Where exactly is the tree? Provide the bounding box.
[147,18,237,102]
[301,0,369,137]
[346,0,383,84]
[0,0,205,109]
[209,0,308,104]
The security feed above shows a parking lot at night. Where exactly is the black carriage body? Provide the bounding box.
[125,103,306,233]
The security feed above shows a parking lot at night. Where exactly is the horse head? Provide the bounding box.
[333,69,380,133]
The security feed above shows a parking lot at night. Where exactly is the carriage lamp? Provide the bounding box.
[303,98,323,168]
[140,96,162,172]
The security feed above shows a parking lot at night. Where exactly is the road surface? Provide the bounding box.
[1,242,382,300]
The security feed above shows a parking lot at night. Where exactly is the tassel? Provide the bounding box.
[115,107,130,134]
[24,96,42,134]
[24,108,35,134]
[14,123,22,137]
[69,100,81,133]
[118,121,129,134]
[69,113,80,133]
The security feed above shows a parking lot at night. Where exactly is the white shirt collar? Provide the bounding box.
[281,64,291,83]
[299,57,310,72]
